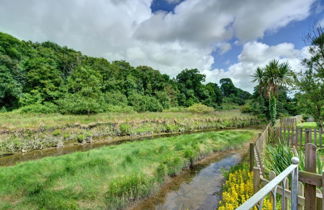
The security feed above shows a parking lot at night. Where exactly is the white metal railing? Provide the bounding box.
[237,157,299,210]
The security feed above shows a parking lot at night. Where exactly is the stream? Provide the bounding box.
[132,153,242,210]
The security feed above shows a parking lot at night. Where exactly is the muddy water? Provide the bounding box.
[132,153,242,210]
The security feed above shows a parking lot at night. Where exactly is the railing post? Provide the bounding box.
[305,143,317,210]
[249,143,255,172]
[306,129,310,144]
[291,157,299,210]
[253,167,261,193]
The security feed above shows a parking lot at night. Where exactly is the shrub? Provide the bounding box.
[104,91,128,106]
[128,94,163,112]
[105,105,135,113]
[18,103,58,114]
[57,94,104,114]
[163,106,187,112]
[119,123,132,135]
[187,103,214,113]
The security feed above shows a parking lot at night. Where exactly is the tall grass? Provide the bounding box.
[0,130,257,209]
[265,141,323,175]
[0,110,261,153]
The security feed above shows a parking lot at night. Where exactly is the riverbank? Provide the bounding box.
[0,110,261,153]
[0,129,258,209]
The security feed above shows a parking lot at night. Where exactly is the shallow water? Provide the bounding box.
[133,153,242,210]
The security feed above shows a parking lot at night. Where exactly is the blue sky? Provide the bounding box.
[151,0,324,70]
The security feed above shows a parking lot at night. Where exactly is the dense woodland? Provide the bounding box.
[0,32,253,114]
[1,30,322,126]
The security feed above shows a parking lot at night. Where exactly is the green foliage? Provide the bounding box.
[0,32,252,114]
[220,78,251,105]
[128,93,163,112]
[252,60,293,121]
[119,123,132,135]
[18,103,58,114]
[265,142,294,175]
[269,95,277,125]
[105,105,135,113]
[187,103,214,113]
[0,130,255,208]
[105,174,154,209]
[294,29,324,128]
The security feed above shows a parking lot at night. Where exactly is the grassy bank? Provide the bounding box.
[297,122,319,129]
[0,110,261,153]
[0,130,256,209]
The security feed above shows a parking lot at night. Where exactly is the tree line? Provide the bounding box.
[0,32,251,114]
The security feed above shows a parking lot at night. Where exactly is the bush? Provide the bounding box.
[128,94,163,112]
[163,106,187,112]
[57,94,104,114]
[104,91,128,106]
[187,103,214,113]
[18,103,58,114]
[105,105,135,113]
[240,103,253,113]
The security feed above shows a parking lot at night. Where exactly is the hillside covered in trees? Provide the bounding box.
[0,32,251,114]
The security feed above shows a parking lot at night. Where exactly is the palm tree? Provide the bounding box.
[252,60,293,125]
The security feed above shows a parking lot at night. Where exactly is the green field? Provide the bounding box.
[0,130,257,209]
[297,122,319,129]
[0,110,261,153]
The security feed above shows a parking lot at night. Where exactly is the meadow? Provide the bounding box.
[0,110,260,153]
[0,129,257,209]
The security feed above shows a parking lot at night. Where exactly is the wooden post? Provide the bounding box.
[288,127,291,145]
[298,182,304,210]
[306,129,311,144]
[304,143,317,210]
[314,129,317,146]
[253,167,261,193]
[300,128,303,146]
[322,171,324,210]
[249,143,255,172]
[269,171,276,207]
[320,128,323,147]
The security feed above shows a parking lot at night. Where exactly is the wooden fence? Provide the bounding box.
[249,121,324,210]
[275,127,324,148]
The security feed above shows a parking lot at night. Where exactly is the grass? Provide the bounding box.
[0,110,261,153]
[0,110,252,130]
[0,130,257,209]
[297,122,318,129]
[265,141,323,175]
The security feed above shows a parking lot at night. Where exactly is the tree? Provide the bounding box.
[253,60,293,125]
[58,66,104,114]
[220,78,237,96]
[295,28,324,127]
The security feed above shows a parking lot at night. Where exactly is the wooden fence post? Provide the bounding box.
[322,172,324,210]
[306,129,311,144]
[304,143,317,210]
[249,143,255,172]
[253,167,261,194]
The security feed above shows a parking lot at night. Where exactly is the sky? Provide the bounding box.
[0,0,323,92]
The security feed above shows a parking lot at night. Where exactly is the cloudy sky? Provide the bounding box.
[0,0,323,92]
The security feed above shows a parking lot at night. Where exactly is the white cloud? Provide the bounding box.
[165,0,182,3]
[0,0,315,90]
[205,42,311,92]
